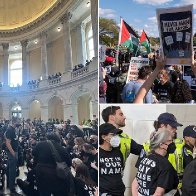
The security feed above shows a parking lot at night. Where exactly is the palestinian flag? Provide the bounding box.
[140,30,151,54]
[118,18,139,54]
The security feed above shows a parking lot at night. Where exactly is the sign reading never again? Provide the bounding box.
[157,4,193,65]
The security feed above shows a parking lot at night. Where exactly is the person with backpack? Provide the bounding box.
[32,132,73,196]
[122,66,153,103]
[74,163,97,196]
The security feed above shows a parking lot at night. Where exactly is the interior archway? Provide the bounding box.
[29,100,41,120]
[48,96,64,121]
[11,103,22,118]
[77,94,91,125]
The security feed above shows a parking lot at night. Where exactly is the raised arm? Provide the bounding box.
[133,57,165,104]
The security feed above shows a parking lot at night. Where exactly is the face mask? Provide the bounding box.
[110,136,120,148]
[167,142,176,154]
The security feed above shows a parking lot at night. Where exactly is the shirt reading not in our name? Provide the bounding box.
[99,147,125,196]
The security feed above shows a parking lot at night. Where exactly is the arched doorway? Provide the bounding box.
[77,94,91,125]
[0,103,3,119]
[11,103,22,118]
[48,96,64,121]
[29,100,41,120]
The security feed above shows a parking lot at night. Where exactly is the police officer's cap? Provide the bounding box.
[158,112,183,127]
[183,125,196,138]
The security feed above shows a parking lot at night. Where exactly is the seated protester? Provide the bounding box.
[17,169,39,196]
[153,69,174,103]
[99,123,125,196]
[73,137,85,156]
[74,163,97,196]
[32,132,73,196]
[132,129,179,196]
[89,135,98,149]
[82,143,98,184]
[0,156,6,190]
[182,158,196,196]
[122,66,153,103]
[72,158,83,174]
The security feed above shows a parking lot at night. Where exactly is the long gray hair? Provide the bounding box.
[150,128,171,151]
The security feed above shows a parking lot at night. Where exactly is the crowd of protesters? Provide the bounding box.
[0,117,98,196]
[99,48,196,104]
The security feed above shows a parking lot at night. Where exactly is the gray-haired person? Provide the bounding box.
[132,128,179,196]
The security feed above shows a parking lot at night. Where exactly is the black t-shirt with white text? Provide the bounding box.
[136,153,178,195]
[75,178,96,196]
[99,147,125,195]
[5,126,18,152]
[154,81,174,103]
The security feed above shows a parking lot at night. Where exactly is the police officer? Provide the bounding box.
[101,106,143,163]
[182,155,196,196]
[182,125,196,169]
[137,112,190,194]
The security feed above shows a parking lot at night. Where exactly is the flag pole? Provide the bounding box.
[115,17,122,68]
[135,43,140,57]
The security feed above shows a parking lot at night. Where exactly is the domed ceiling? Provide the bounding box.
[0,0,57,30]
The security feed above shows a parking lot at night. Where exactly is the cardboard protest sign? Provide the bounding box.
[157,5,193,65]
[126,57,149,83]
[99,45,107,63]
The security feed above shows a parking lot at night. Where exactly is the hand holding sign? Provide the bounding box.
[157,5,193,64]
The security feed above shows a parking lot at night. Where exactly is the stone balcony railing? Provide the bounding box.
[71,65,89,78]
[48,77,61,85]
[0,57,98,94]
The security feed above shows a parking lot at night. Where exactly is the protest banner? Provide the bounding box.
[126,57,149,83]
[99,45,107,63]
[157,5,193,65]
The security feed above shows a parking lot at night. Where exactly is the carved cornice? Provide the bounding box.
[0,0,70,39]
[21,40,28,48]
[60,12,72,24]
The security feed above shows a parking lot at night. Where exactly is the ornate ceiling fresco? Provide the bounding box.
[0,0,57,30]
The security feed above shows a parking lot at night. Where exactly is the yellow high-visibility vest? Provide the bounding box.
[119,133,131,162]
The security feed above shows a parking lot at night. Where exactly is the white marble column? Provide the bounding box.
[3,104,9,119]
[22,107,29,119]
[90,0,98,57]
[2,43,9,86]
[76,22,87,65]
[91,99,98,119]
[72,103,79,125]
[21,40,28,85]
[63,103,72,121]
[40,105,48,122]
[26,51,30,82]
[61,12,73,71]
[40,32,48,79]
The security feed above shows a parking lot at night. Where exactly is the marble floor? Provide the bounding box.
[0,166,27,196]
